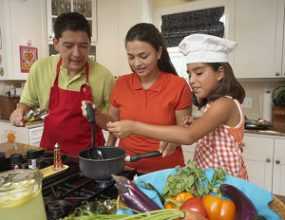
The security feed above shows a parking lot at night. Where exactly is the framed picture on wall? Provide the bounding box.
[19,45,38,73]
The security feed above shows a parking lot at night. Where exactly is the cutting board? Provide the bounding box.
[0,142,42,157]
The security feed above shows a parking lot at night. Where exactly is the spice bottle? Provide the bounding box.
[53,143,63,169]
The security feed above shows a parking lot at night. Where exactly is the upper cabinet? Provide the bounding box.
[95,0,152,75]
[0,0,48,80]
[232,0,285,79]
[47,0,97,46]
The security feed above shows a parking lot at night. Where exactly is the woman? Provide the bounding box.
[107,23,192,173]
[108,34,248,179]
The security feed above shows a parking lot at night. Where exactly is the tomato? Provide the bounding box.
[180,197,208,218]
[183,211,209,220]
[202,194,236,220]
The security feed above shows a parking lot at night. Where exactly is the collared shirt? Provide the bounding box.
[20,55,114,112]
[111,72,192,173]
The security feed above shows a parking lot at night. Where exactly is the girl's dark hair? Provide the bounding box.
[193,63,245,108]
[125,23,177,75]
[54,12,91,40]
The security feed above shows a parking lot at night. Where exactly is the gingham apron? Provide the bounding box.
[193,98,248,179]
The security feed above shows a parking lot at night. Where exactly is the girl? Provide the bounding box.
[106,23,192,174]
[107,34,248,179]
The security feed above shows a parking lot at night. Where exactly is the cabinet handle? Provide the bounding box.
[275,72,281,76]
[266,158,271,163]
[276,160,281,164]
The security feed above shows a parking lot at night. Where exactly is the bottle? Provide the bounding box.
[53,143,63,169]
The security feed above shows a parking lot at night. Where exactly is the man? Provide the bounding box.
[10,12,114,157]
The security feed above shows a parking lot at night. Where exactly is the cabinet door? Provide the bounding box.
[243,134,274,191]
[1,0,48,80]
[232,0,284,78]
[47,0,97,45]
[272,139,285,196]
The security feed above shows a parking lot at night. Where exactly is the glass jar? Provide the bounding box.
[0,169,47,220]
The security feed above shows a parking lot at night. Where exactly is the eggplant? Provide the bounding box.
[112,175,160,212]
[220,184,258,220]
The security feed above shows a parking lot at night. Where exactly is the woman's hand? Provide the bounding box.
[159,141,179,157]
[107,120,134,138]
[81,100,95,118]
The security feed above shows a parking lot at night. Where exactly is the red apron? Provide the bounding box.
[40,59,105,157]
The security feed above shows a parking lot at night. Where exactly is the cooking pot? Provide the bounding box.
[79,103,161,180]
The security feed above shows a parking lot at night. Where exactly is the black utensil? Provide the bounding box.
[85,103,103,159]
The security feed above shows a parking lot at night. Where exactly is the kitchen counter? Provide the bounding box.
[245,129,285,137]
[0,142,41,157]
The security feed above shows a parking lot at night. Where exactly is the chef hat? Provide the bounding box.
[178,34,237,64]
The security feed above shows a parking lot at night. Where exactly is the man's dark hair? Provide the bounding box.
[53,12,91,40]
[125,23,177,75]
[194,63,245,108]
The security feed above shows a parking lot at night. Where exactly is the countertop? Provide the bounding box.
[245,129,285,137]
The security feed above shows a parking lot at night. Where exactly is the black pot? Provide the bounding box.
[79,147,162,180]
[79,147,125,180]
[79,103,161,180]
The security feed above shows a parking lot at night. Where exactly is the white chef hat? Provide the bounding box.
[178,34,237,64]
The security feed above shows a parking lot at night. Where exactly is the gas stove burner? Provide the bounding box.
[45,199,73,220]
[95,178,115,189]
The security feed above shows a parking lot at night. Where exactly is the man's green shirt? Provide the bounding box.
[20,55,114,113]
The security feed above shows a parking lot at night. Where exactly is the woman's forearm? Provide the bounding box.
[132,121,195,145]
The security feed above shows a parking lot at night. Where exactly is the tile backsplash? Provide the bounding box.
[241,80,285,120]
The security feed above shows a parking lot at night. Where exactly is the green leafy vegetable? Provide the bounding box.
[163,160,226,197]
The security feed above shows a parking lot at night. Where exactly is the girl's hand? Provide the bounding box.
[107,120,134,138]
[183,115,193,127]
[159,141,179,157]
[81,100,96,118]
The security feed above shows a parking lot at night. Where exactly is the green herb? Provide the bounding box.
[163,160,226,197]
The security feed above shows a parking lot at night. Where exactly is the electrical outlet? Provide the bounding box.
[243,97,253,108]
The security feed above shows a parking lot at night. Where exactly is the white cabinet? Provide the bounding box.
[272,139,285,196]
[0,121,44,146]
[96,0,152,75]
[47,0,97,45]
[243,134,274,191]
[0,0,48,80]
[232,0,285,79]
[243,133,285,196]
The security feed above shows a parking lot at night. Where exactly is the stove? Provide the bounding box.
[42,161,120,220]
[1,150,135,220]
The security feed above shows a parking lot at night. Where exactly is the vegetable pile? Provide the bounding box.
[63,161,267,220]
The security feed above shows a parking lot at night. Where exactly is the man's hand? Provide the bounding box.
[107,120,134,138]
[159,141,179,157]
[81,100,114,129]
[9,103,30,127]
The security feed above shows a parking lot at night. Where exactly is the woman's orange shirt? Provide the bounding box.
[110,72,192,173]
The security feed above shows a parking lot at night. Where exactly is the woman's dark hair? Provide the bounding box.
[193,63,245,108]
[54,12,91,40]
[125,23,177,75]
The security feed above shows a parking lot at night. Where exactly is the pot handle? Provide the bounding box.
[125,151,162,162]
